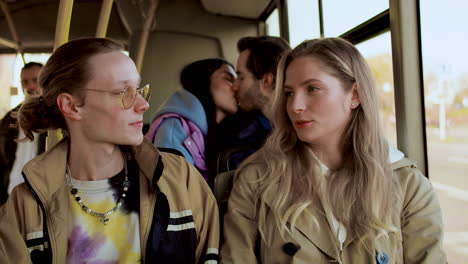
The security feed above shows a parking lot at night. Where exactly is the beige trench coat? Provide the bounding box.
[220,157,446,264]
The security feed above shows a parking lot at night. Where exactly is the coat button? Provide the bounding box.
[187,141,192,145]
[282,242,299,256]
[376,251,388,264]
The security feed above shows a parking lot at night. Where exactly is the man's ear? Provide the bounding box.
[350,82,361,109]
[260,72,275,96]
[57,93,82,121]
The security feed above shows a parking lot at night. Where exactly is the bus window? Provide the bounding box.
[356,32,397,147]
[322,0,388,37]
[287,0,320,48]
[266,9,280,37]
[420,0,468,262]
[0,54,16,119]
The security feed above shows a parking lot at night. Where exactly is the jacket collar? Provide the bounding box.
[133,138,161,185]
[260,144,411,259]
[388,143,417,169]
[22,137,162,204]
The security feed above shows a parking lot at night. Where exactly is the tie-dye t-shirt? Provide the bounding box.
[66,169,141,263]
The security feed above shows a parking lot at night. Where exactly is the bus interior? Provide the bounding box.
[1,0,467,262]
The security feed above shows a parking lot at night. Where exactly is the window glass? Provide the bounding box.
[0,53,50,118]
[266,9,280,37]
[420,0,468,262]
[322,0,388,37]
[287,0,320,48]
[0,54,16,119]
[356,32,397,146]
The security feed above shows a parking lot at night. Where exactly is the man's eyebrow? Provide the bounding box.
[117,78,141,85]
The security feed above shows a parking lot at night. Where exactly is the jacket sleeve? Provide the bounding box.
[187,163,220,263]
[153,118,194,165]
[220,166,260,264]
[400,168,446,263]
[0,186,33,263]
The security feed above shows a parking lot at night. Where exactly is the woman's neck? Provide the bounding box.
[308,141,344,171]
[68,139,124,181]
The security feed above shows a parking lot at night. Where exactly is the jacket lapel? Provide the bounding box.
[293,197,341,260]
[22,138,68,203]
[262,188,340,260]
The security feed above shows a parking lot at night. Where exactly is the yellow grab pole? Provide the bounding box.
[47,0,74,150]
[96,0,113,38]
[135,0,159,73]
[54,0,74,49]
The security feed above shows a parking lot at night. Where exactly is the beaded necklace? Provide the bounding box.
[65,161,130,225]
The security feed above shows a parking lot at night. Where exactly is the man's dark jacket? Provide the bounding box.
[215,110,271,175]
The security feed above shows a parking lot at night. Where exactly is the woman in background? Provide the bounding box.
[221,38,445,263]
[147,58,237,186]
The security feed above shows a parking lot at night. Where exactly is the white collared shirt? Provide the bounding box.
[8,129,39,193]
[312,153,348,251]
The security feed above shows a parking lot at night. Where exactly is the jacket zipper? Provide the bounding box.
[23,172,53,262]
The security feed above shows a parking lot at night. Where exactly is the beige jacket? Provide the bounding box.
[221,156,446,264]
[0,138,219,263]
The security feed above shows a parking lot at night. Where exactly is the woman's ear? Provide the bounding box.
[350,82,361,109]
[57,93,82,121]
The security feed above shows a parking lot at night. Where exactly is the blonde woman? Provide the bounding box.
[221,38,445,263]
[0,38,219,263]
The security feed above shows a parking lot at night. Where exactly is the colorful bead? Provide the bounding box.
[66,162,130,226]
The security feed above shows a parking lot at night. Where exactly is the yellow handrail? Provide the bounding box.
[135,0,159,73]
[46,0,74,150]
[96,0,113,38]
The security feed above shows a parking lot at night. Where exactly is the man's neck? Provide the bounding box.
[68,139,124,181]
[260,103,271,122]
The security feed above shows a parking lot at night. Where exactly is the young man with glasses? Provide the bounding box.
[0,38,220,263]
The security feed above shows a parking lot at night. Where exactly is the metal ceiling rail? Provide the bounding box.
[0,36,17,49]
[96,0,113,38]
[0,0,24,63]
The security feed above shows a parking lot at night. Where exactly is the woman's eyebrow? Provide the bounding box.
[284,78,322,89]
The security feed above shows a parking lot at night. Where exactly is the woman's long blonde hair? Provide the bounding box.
[239,38,396,243]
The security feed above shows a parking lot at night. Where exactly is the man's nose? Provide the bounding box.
[28,84,38,90]
[135,94,150,113]
[232,79,240,92]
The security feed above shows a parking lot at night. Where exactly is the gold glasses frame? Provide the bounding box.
[83,84,151,109]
